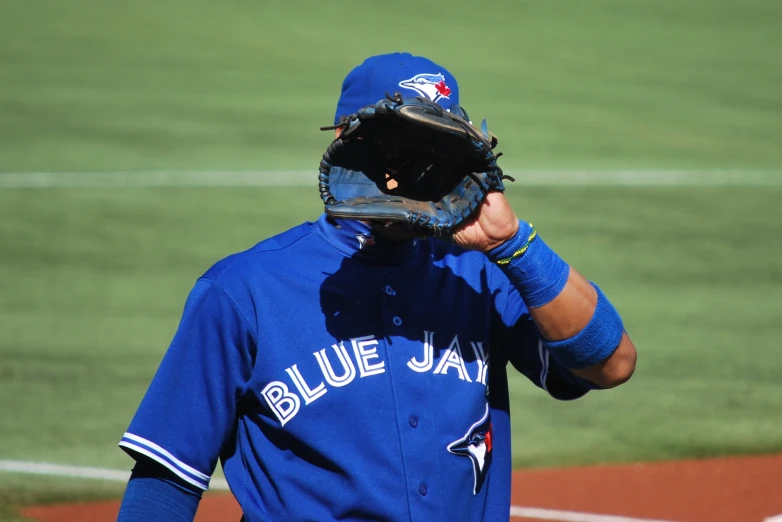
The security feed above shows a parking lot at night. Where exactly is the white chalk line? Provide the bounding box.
[0,169,780,188]
[0,460,680,521]
[510,506,675,522]
[0,459,230,490]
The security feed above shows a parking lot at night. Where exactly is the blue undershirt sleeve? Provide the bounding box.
[117,457,202,522]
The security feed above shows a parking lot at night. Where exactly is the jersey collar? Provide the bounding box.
[315,214,420,264]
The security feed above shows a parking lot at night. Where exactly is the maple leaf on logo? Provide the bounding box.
[435,80,451,97]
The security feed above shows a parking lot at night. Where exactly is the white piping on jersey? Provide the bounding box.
[538,339,551,396]
[121,432,209,481]
[118,441,208,490]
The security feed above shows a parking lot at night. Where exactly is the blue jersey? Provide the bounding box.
[119,214,590,521]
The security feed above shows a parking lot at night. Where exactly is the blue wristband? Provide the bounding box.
[543,283,625,369]
[488,220,570,308]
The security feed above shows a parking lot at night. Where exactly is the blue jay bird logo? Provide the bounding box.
[398,73,452,102]
[355,233,375,249]
[447,404,493,494]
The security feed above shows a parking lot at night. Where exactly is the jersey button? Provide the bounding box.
[385,285,396,296]
[392,316,402,326]
[409,416,418,428]
[418,483,428,496]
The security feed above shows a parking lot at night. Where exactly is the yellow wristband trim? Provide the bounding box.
[495,226,537,266]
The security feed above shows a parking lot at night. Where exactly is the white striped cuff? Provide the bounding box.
[118,432,210,490]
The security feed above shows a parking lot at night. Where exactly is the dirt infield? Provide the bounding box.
[20,454,782,522]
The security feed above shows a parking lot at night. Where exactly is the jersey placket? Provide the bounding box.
[378,275,443,521]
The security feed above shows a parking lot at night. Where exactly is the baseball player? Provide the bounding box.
[117,52,636,522]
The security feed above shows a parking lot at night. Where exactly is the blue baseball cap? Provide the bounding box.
[334,52,460,124]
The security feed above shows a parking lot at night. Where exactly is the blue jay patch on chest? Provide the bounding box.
[447,403,493,495]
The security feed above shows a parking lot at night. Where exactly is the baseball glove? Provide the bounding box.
[318,92,513,238]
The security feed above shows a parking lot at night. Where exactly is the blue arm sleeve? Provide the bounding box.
[118,457,202,522]
[119,277,255,491]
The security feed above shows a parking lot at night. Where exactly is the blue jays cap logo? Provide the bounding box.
[333,53,459,124]
[399,73,452,103]
[447,404,493,495]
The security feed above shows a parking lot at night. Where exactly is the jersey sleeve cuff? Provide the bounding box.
[118,432,211,491]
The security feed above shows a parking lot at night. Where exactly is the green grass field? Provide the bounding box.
[1,0,781,519]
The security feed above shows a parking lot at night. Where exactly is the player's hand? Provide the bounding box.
[452,191,519,253]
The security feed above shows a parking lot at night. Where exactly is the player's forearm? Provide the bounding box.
[488,220,636,388]
[528,268,637,388]
[528,267,595,340]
